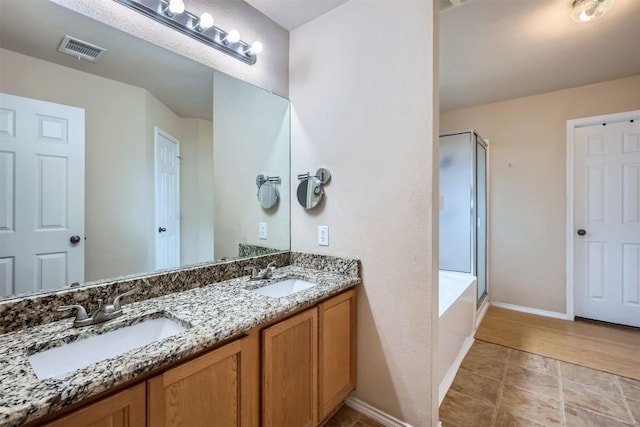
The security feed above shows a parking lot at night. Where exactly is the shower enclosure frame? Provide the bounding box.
[439,130,489,307]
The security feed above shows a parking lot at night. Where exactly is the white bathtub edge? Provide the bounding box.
[438,335,474,406]
[345,397,414,427]
[491,301,571,320]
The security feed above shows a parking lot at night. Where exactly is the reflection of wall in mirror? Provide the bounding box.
[213,72,290,260]
[0,48,214,283]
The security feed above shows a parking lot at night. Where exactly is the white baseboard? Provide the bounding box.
[490,301,571,320]
[438,336,474,406]
[344,397,413,427]
[475,298,490,330]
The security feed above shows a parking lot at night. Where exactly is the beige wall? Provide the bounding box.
[441,75,640,313]
[51,0,290,97]
[180,118,214,265]
[290,1,439,425]
[213,72,290,260]
[0,48,214,282]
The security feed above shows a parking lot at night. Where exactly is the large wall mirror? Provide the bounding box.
[0,0,290,300]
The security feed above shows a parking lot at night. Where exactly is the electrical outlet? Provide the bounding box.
[259,222,267,240]
[318,225,329,246]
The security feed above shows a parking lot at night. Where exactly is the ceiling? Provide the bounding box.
[1,1,637,116]
[245,0,348,31]
[0,0,213,120]
[440,0,640,111]
[245,0,640,111]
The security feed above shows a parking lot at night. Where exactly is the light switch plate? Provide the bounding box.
[318,225,329,246]
[259,222,267,240]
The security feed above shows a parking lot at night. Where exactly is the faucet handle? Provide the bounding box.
[112,290,135,311]
[244,266,258,277]
[57,304,89,321]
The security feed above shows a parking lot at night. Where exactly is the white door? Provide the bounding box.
[0,93,84,297]
[574,119,640,327]
[154,127,180,270]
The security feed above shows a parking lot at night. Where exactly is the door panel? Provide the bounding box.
[0,151,14,231]
[586,241,605,299]
[38,155,68,228]
[586,166,605,223]
[574,119,640,327]
[0,93,84,297]
[622,164,639,223]
[622,244,640,306]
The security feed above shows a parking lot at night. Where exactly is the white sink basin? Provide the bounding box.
[28,317,187,379]
[251,278,318,298]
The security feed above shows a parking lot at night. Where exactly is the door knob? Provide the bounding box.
[577,229,587,236]
[158,227,167,233]
[70,235,81,244]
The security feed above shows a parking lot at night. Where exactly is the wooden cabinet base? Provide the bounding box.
[43,383,145,427]
[318,289,357,423]
[147,336,257,427]
[38,288,357,427]
[262,308,318,427]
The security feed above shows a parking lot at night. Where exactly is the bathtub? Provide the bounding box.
[438,270,477,404]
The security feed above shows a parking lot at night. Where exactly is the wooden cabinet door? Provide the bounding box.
[262,308,318,427]
[147,336,256,427]
[44,383,145,427]
[318,289,357,422]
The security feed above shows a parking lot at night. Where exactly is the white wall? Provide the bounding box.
[50,0,290,97]
[441,75,640,313]
[213,72,290,260]
[0,48,214,281]
[290,1,439,425]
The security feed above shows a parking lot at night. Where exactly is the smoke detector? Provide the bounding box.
[57,35,107,63]
[440,0,473,12]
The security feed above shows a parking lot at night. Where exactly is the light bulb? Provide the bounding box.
[247,41,263,56]
[164,0,184,16]
[195,12,214,31]
[570,0,615,22]
[579,9,593,21]
[223,29,240,44]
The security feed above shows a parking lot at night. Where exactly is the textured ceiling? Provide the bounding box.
[245,0,348,31]
[0,0,213,120]
[440,0,640,111]
[3,0,637,115]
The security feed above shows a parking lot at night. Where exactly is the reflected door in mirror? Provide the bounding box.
[0,93,85,297]
[154,128,180,270]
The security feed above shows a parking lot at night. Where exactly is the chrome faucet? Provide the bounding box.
[58,290,135,327]
[245,261,277,280]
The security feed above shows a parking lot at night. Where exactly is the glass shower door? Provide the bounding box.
[439,132,473,273]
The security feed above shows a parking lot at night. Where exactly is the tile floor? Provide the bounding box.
[328,339,640,426]
[325,405,384,427]
[439,340,640,426]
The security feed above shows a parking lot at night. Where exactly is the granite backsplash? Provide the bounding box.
[0,251,360,334]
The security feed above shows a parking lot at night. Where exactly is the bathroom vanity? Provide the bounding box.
[0,253,359,427]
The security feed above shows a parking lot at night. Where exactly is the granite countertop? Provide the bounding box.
[0,266,360,426]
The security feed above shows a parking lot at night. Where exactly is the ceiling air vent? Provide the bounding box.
[440,0,473,12]
[57,35,107,63]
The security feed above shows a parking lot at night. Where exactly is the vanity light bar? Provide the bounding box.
[113,0,261,65]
